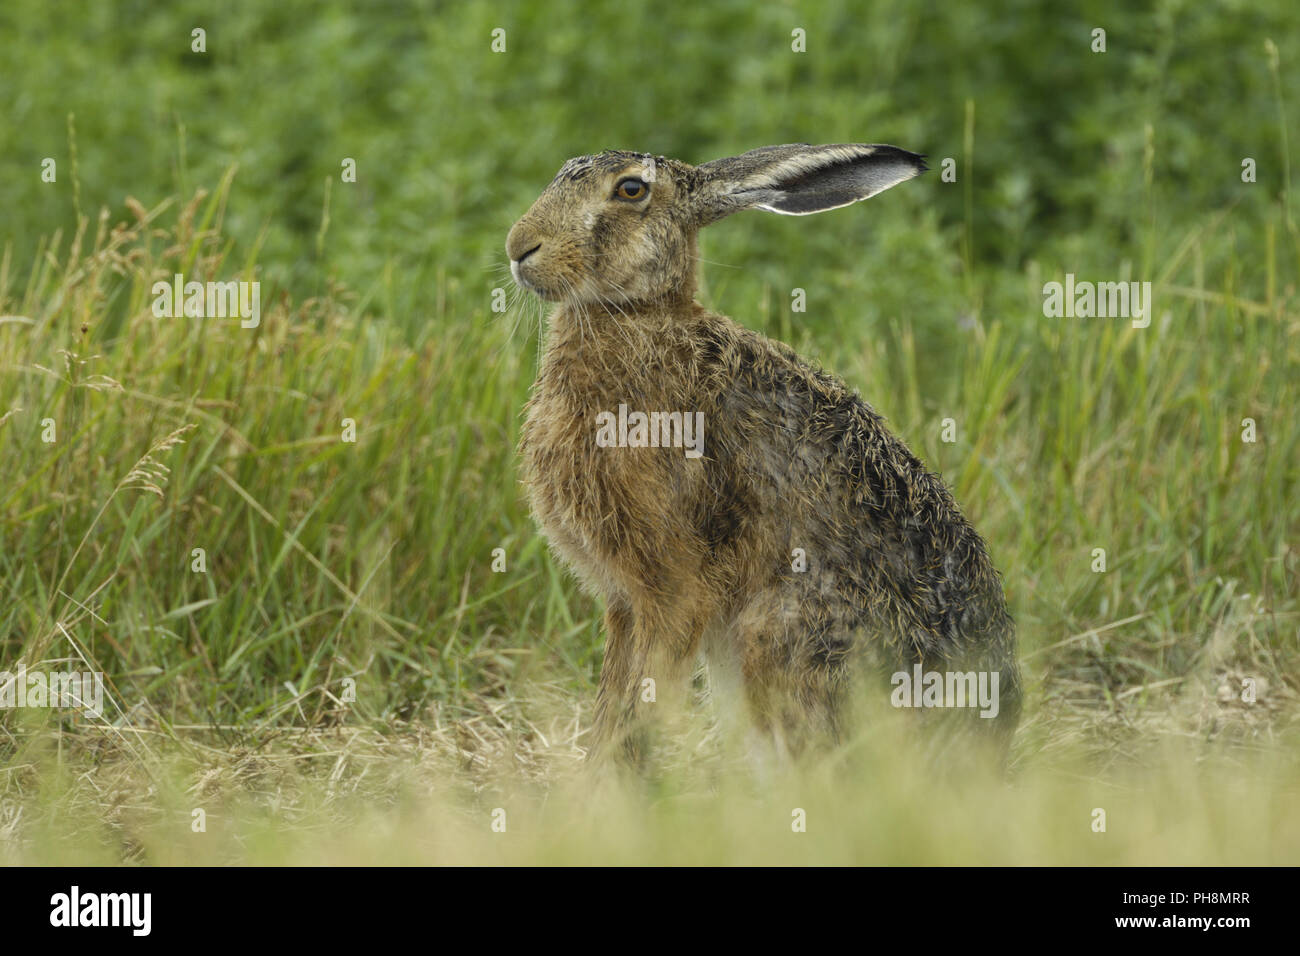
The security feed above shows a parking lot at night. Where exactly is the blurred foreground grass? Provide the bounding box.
[5,698,1298,865]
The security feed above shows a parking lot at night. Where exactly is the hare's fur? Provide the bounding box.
[509,145,1021,763]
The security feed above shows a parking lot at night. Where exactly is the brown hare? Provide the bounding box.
[508,143,1020,766]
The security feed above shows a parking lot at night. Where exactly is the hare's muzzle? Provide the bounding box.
[511,240,541,262]
[509,244,544,290]
[506,220,550,292]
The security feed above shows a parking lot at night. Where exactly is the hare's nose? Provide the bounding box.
[506,223,543,263]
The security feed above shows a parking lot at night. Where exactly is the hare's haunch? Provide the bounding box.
[509,144,1020,764]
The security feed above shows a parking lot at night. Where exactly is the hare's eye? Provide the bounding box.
[615,178,649,201]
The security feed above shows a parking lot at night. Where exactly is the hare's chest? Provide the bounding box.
[520,370,698,594]
[520,379,624,540]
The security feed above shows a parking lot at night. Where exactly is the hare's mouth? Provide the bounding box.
[510,261,564,302]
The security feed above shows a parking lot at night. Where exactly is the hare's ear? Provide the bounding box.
[692,143,926,224]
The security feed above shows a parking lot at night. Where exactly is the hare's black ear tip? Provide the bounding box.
[880,144,928,173]
[861,143,928,176]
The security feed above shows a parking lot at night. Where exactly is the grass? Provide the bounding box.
[1,0,1298,864]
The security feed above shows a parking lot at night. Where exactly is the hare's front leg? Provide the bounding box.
[587,586,712,765]
[588,598,639,762]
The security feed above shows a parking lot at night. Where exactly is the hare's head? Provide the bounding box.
[506,143,926,308]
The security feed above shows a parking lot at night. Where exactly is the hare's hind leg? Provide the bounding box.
[731,589,852,759]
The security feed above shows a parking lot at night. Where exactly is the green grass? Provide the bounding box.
[1,0,1298,864]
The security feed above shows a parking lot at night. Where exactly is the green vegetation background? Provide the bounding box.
[0,0,1296,863]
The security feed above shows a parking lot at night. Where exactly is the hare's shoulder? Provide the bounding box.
[691,312,890,439]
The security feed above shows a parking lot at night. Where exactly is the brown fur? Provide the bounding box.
[508,144,1021,765]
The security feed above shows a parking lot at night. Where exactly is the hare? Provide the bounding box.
[508,143,1020,766]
